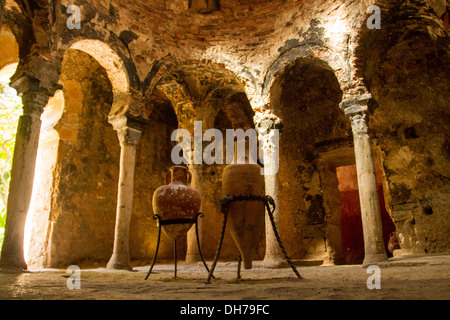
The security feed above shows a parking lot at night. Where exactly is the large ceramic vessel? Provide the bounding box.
[388,232,401,254]
[152,165,201,241]
[222,147,265,269]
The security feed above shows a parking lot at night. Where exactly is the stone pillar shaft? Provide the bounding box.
[0,90,49,269]
[263,172,283,265]
[256,115,284,267]
[107,125,142,270]
[340,94,387,266]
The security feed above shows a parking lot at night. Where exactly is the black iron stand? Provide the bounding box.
[145,212,211,280]
[205,195,302,284]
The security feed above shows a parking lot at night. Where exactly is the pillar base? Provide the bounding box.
[0,255,27,271]
[262,254,287,268]
[362,253,389,268]
[106,254,132,270]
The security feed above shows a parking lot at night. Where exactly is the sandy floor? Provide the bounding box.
[0,254,449,301]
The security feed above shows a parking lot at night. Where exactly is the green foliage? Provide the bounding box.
[0,82,22,252]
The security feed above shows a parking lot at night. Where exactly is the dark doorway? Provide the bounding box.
[336,164,395,264]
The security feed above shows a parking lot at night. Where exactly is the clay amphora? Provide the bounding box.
[152,165,201,241]
[222,145,265,269]
[388,232,401,254]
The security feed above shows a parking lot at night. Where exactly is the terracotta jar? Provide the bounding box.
[388,232,401,254]
[152,165,201,241]
[222,145,265,269]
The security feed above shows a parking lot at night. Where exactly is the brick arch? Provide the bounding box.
[262,43,349,109]
[145,61,253,132]
[68,39,131,120]
[144,56,259,112]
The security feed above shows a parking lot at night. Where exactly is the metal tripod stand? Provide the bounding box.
[205,194,302,283]
[145,212,212,279]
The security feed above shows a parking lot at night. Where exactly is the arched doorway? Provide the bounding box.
[130,88,179,264]
[269,57,394,265]
[143,63,256,263]
[25,47,121,268]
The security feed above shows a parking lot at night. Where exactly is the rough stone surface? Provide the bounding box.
[0,0,449,270]
[0,255,449,300]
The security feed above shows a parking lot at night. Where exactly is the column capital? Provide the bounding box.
[10,55,63,98]
[339,93,373,116]
[116,126,142,146]
[10,72,44,95]
[108,113,148,131]
[109,90,149,134]
[10,73,52,117]
[255,114,284,134]
[109,113,147,146]
[349,113,369,135]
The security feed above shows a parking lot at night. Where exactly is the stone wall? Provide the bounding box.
[359,1,450,255]
[2,0,449,267]
[43,49,120,267]
[369,38,450,254]
[270,57,351,261]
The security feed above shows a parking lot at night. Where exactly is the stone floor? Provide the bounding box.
[0,254,449,301]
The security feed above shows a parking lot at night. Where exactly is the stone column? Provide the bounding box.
[339,94,388,266]
[185,163,203,264]
[318,159,345,265]
[0,76,50,270]
[256,115,285,267]
[107,119,143,270]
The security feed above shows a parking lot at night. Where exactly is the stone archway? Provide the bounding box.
[268,57,351,265]
[128,87,179,265]
[263,43,349,104]
[144,62,256,263]
[24,47,122,268]
[68,40,131,120]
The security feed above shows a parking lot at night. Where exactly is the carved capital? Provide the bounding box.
[22,91,50,117]
[10,72,41,95]
[339,93,373,115]
[10,55,62,98]
[349,113,369,135]
[10,73,51,117]
[109,112,146,146]
[340,93,376,135]
[109,112,147,130]
[117,126,142,146]
[255,114,284,135]
[109,90,148,134]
